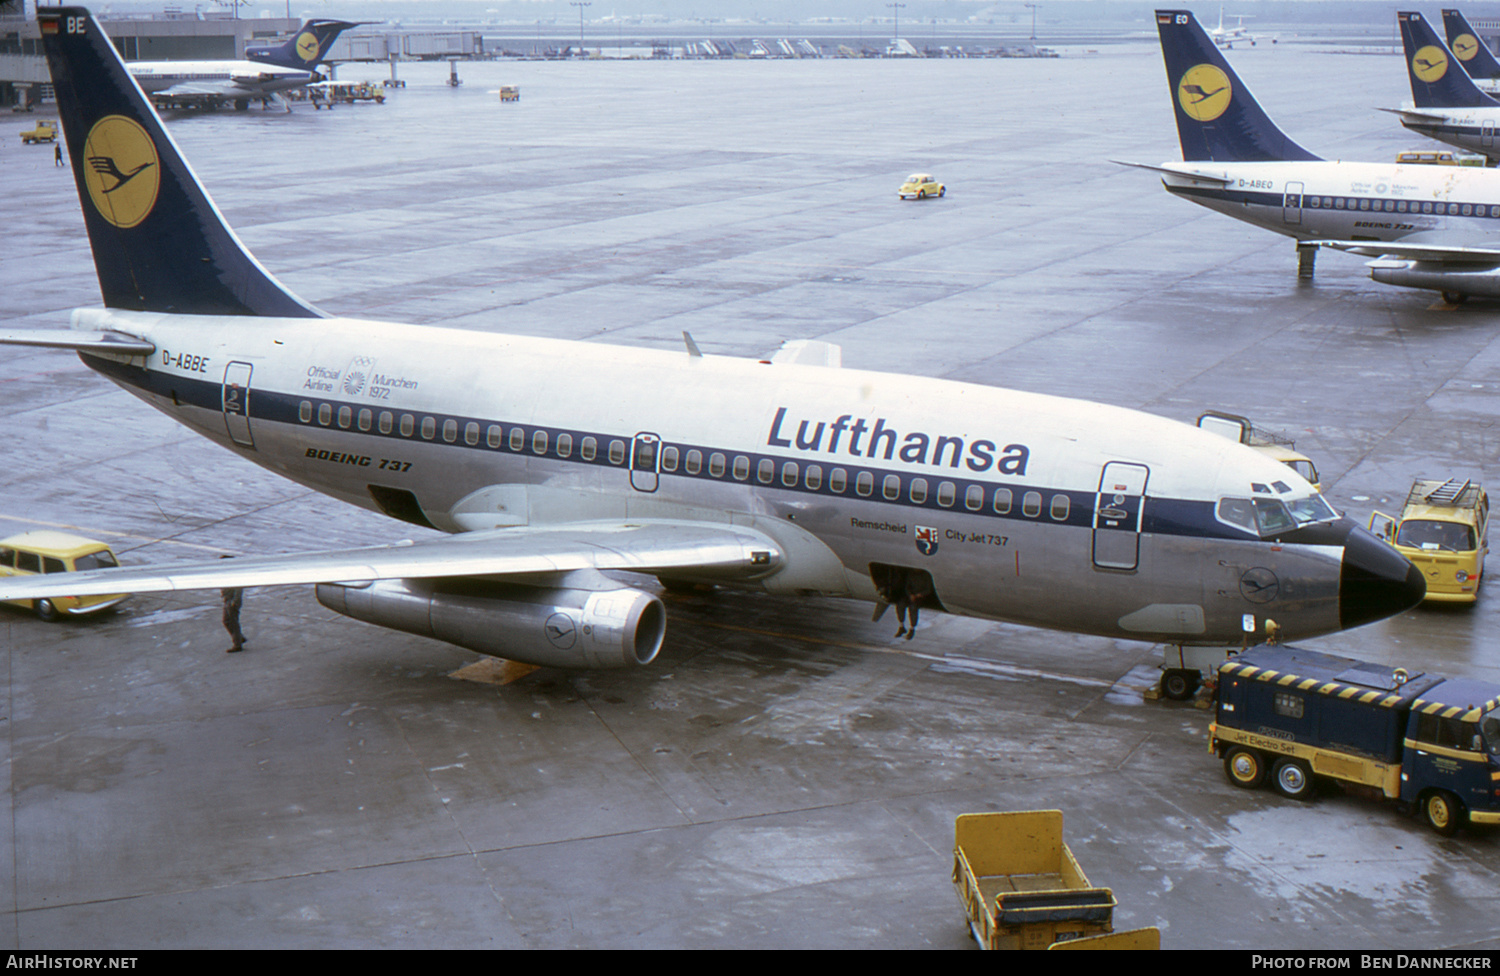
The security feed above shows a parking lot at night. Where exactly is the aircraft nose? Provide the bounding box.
[1340,520,1426,630]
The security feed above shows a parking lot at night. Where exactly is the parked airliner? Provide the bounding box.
[1442,8,1500,94]
[0,8,1423,671]
[1389,10,1500,163]
[126,18,356,111]
[1119,10,1500,304]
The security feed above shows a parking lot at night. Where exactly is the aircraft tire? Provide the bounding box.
[1223,747,1267,789]
[1161,668,1200,701]
[33,599,57,622]
[1271,758,1315,801]
[1422,790,1465,837]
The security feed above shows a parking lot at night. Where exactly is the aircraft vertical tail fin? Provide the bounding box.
[38,7,322,318]
[246,19,361,71]
[1400,10,1498,109]
[1154,10,1319,162]
[1441,9,1500,82]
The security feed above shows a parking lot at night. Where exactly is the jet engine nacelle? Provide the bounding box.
[315,576,666,669]
[1368,260,1500,299]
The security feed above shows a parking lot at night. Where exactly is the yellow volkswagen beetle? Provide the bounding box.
[898,173,945,200]
[0,531,127,621]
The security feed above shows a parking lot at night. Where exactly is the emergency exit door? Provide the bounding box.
[222,361,254,449]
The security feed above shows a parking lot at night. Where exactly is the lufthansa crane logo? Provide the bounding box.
[82,115,160,229]
[295,31,321,62]
[1454,33,1480,62]
[1177,64,1232,122]
[1413,45,1449,82]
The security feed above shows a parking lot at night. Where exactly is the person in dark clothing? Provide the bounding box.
[219,555,245,652]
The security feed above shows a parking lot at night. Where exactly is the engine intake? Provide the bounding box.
[316,576,666,669]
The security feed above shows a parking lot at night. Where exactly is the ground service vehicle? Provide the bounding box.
[952,811,1116,949]
[1370,478,1488,603]
[19,120,56,143]
[898,173,945,199]
[499,85,519,102]
[0,531,126,621]
[1212,645,1500,835]
[1196,411,1320,490]
[1394,149,1486,166]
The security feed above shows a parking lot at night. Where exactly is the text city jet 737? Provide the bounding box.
[0,8,1423,672]
[124,18,357,111]
[1120,10,1500,304]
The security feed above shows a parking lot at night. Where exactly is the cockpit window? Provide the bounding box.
[1217,493,1338,537]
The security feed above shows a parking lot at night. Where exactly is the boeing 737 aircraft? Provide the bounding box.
[126,17,356,111]
[1442,8,1500,93]
[1120,10,1500,304]
[0,8,1423,673]
[1388,10,1500,163]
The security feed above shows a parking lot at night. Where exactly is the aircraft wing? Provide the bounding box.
[152,80,242,98]
[0,520,782,601]
[1308,239,1500,264]
[0,328,154,355]
[1109,160,1234,186]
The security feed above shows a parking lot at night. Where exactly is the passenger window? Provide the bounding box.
[883,474,901,500]
[400,414,414,437]
[464,422,479,446]
[938,482,956,508]
[380,412,394,435]
[510,428,526,452]
[709,453,726,478]
[582,437,597,461]
[829,468,847,493]
[609,440,626,464]
[732,456,750,481]
[533,430,549,455]
[965,484,984,511]
[782,462,799,487]
[804,465,822,491]
[299,401,312,423]
[1050,494,1070,521]
[359,409,373,432]
[994,488,1013,514]
[660,446,678,471]
[757,459,774,484]
[684,449,701,475]
[856,471,874,497]
[487,425,502,448]
[318,403,332,426]
[909,478,928,504]
[421,417,436,440]
[441,419,457,442]
[338,406,352,429]
[556,433,573,459]
[1022,491,1042,517]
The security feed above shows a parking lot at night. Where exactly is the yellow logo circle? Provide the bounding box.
[295,31,320,62]
[1177,64,1232,122]
[1413,45,1449,82]
[82,115,160,230]
[1454,33,1480,61]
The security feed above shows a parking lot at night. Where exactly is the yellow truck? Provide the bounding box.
[20,120,57,144]
[952,811,1116,950]
[1196,411,1321,490]
[1370,478,1488,603]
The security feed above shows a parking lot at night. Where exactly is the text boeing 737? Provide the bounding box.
[0,8,1422,673]
[126,18,357,111]
[1119,10,1500,304]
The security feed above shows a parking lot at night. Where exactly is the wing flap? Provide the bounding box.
[0,521,782,601]
[1309,239,1500,264]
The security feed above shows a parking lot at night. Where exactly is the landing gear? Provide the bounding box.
[1296,242,1317,279]
[1160,668,1201,701]
[1441,290,1469,306]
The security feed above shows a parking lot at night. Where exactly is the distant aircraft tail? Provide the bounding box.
[1399,10,1497,109]
[1154,9,1319,162]
[246,19,361,71]
[38,7,321,317]
[1441,9,1500,82]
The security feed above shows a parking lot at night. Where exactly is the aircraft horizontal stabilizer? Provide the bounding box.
[1309,239,1500,264]
[0,520,783,601]
[0,329,155,355]
[1109,160,1234,186]
[1375,106,1452,123]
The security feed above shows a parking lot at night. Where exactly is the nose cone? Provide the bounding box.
[1340,522,1426,629]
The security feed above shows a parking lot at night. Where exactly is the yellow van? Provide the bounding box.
[1370,479,1489,603]
[0,531,127,620]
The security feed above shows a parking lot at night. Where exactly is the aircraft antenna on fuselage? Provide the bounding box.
[38,7,323,318]
[1155,9,1320,163]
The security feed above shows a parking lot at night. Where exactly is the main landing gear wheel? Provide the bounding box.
[1224,747,1267,789]
[1271,758,1315,801]
[1442,290,1469,305]
[1422,790,1466,837]
[1161,668,1201,701]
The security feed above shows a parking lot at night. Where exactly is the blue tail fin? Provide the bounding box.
[1399,10,1498,109]
[1442,9,1500,82]
[1154,10,1319,162]
[38,7,322,318]
[246,19,361,71]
